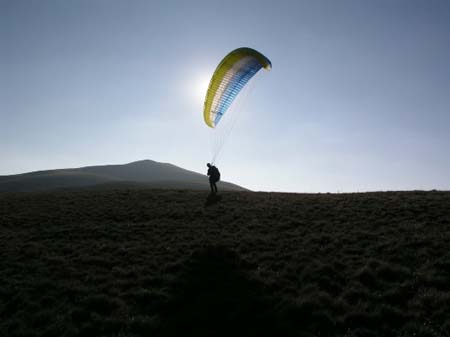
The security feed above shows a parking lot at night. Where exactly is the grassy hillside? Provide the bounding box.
[0,160,246,192]
[1,189,449,337]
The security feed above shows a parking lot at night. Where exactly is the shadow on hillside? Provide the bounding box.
[204,193,222,207]
[157,245,284,337]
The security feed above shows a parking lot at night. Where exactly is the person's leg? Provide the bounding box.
[213,182,218,193]
[209,180,214,193]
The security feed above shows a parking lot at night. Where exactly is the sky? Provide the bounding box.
[1,0,450,192]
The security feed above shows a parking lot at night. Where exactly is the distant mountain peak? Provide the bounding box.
[128,159,157,164]
[0,160,247,193]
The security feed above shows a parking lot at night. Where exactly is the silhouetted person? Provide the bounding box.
[207,163,220,194]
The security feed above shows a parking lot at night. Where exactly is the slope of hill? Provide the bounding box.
[1,189,449,337]
[0,160,246,192]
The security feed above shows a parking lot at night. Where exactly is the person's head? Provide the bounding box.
[207,163,211,168]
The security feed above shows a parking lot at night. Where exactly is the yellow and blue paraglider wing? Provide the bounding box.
[203,48,272,128]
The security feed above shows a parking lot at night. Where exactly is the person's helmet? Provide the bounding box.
[207,163,211,167]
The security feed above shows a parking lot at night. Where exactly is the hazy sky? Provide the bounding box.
[1,0,450,192]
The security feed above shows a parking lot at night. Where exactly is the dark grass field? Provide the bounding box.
[1,189,449,337]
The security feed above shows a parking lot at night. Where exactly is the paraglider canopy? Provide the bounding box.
[203,47,272,128]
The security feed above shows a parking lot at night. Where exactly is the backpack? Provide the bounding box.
[211,166,220,182]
